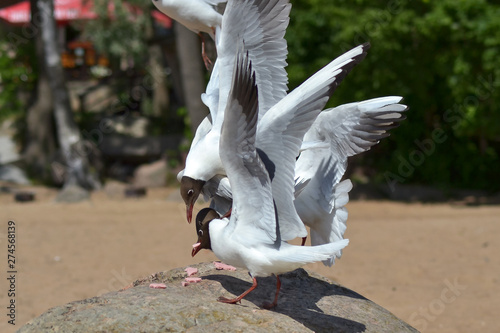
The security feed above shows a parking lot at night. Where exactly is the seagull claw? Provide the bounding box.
[203,53,213,71]
[217,296,241,304]
[261,301,277,310]
[199,33,213,71]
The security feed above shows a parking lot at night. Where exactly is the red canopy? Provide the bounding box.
[0,0,171,28]
[0,0,96,24]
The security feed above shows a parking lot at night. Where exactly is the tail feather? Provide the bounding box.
[279,239,349,265]
[310,208,349,266]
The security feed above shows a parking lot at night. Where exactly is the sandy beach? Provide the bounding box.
[0,185,498,333]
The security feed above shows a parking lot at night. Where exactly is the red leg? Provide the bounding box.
[218,277,258,304]
[199,33,212,71]
[301,236,307,246]
[262,275,281,309]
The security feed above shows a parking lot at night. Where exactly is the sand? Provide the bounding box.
[0,185,498,333]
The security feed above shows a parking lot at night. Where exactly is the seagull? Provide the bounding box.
[186,96,408,262]
[191,50,348,308]
[252,42,369,241]
[181,36,369,233]
[294,97,408,261]
[180,0,291,223]
[152,0,226,69]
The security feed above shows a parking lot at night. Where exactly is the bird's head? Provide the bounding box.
[191,208,219,257]
[180,176,206,223]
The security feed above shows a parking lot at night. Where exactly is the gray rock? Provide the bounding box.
[0,135,20,164]
[18,262,418,333]
[0,164,30,185]
[99,135,182,164]
[54,185,90,203]
[107,116,150,138]
[133,159,168,188]
[103,180,128,198]
[0,119,20,164]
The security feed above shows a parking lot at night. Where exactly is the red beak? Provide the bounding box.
[192,241,202,257]
[186,203,194,223]
[222,208,232,219]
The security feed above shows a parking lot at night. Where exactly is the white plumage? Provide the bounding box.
[152,0,226,68]
[192,50,348,307]
[180,0,369,234]
[294,97,408,265]
[152,0,224,37]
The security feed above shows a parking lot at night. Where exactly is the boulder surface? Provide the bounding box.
[18,262,418,332]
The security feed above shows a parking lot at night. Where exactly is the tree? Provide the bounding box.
[286,0,500,191]
[83,1,208,136]
[174,23,209,134]
[22,0,56,181]
[37,0,100,199]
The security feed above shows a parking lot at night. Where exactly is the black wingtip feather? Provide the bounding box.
[326,43,371,96]
[232,47,259,129]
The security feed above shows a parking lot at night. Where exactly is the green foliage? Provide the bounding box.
[176,106,194,143]
[0,30,37,122]
[82,0,152,62]
[286,0,500,191]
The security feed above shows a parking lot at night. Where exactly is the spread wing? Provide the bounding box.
[314,96,408,160]
[213,0,291,133]
[256,43,370,241]
[296,96,408,213]
[220,49,277,244]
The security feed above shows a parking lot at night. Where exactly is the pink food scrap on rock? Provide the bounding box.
[185,277,202,283]
[214,261,237,271]
[181,276,202,287]
[184,267,198,276]
[149,283,167,289]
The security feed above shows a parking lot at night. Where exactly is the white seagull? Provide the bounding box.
[181,41,368,234]
[192,50,348,308]
[188,96,408,262]
[180,2,369,233]
[152,0,226,68]
[294,97,408,264]
[179,0,292,223]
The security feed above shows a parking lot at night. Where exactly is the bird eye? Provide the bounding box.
[188,189,194,196]
[198,230,203,236]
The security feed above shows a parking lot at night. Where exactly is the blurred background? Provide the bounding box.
[0,1,499,333]
[0,0,498,196]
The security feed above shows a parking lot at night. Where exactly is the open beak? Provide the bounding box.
[222,208,232,219]
[192,241,202,257]
[186,203,194,224]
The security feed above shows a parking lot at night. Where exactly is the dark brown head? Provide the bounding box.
[191,208,219,257]
[180,176,206,223]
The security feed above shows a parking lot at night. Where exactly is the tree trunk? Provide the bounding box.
[162,42,183,115]
[23,0,56,181]
[174,23,208,134]
[148,43,170,118]
[37,0,100,200]
[145,13,170,119]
